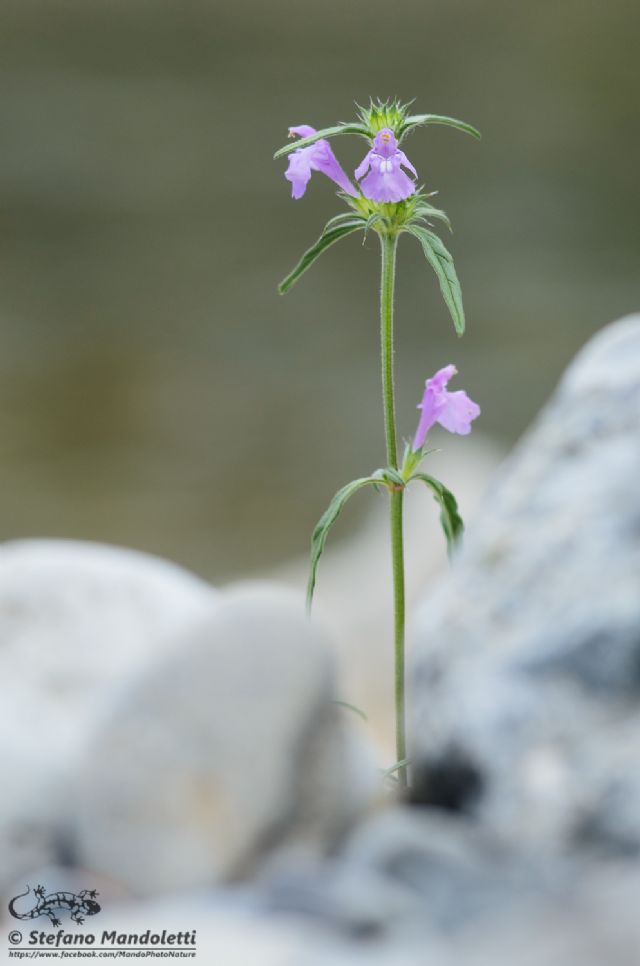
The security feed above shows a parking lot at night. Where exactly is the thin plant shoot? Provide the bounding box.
[275,99,480,788]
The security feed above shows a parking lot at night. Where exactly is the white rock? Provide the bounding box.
[0,539,218,887]
[73,585,376,895]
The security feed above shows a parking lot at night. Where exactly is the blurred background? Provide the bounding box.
[0,0,638,581]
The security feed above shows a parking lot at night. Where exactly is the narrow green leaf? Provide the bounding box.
[413,202,452,232]
[400,443,436,481]
[380,757,412,781]
[331,700,369,722]
[307,476,381,611]
[405,225,465,336]
[398,114,481,141]
[411,472,464,557]
[279,220,364,294]
[274,123,369,159]
[363,212,383,241]
[323,212,368,231]
[380,467,405,487]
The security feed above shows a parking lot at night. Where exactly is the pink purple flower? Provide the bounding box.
[413,365,480,450]
[285,125,357,199]
[355,128,417,203]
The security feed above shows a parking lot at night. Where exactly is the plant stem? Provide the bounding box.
[379,232,407,788]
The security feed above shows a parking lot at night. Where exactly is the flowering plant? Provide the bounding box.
[275,99,480,786]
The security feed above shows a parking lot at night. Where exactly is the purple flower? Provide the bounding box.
[413,365,480,450]
[285,125,358,199]
[355,128,417,203]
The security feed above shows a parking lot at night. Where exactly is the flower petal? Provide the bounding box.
[413,389,445,450]
[354,150,372,181]
[412,365,480,449]
[359,160,416,202]
[428,364,457,393]
[355,130,417,203]
[312,142,358,196]
[285,148,314,199]
[372,128,399,157]
[284,126,357,199]
[436,390,481,435]
[288,124,316,138]
[397,149,417,178]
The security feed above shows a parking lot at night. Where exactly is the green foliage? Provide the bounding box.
[273,108,479,161]
[405,225,465,335]
[412,199,452,232]
[306,462,463,610]
[356,98,413,134]
[380,757,411,782]
[411,472,464,556]
[398,114,481,142]
[322,211,368,231]
[279,217,365,293]
[400,442,435,481]
[307,474,382,611]
[273,123,369,159]
[331,700,369,722]
[344,190,450,239]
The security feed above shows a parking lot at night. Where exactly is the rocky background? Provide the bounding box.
[1,314,639,964]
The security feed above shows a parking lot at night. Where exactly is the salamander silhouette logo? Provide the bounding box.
[8,884,101,927]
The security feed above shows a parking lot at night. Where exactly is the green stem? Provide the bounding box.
[379,232,407,788]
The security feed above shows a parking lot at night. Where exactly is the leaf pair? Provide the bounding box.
[272,114,480,161]
[307,470,463,611]
[279,215,466,336]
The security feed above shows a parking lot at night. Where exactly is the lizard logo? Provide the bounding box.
[8,884,101,927]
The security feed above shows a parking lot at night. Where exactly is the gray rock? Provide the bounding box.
[77,811,640,966]
[73,585,376,894]
[261,806,542,940]
[0,539,218,889]
[408,315,640,854]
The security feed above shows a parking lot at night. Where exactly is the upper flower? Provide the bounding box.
[285,125,358,199]
[355,128,417,203]
[413,365,480,450]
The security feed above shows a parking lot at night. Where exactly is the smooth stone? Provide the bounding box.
[261,805,541,939]
[73,585,376,894]
[0,538,218,889]
[65,818,640,966]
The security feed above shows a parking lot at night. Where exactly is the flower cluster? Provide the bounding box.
[285,126,418,204]
[285,125,357,200]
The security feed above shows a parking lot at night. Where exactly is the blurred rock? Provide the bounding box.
[408,314,640,853]
[261,806,540,939]
[257,811,640,966]
[65,814,640,966]
[0,538,218,889]
[73,585,376,894]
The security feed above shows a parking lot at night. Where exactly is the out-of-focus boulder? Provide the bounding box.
[408,315,640,854]
[0,539,218,887]
[73,585,376,894]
